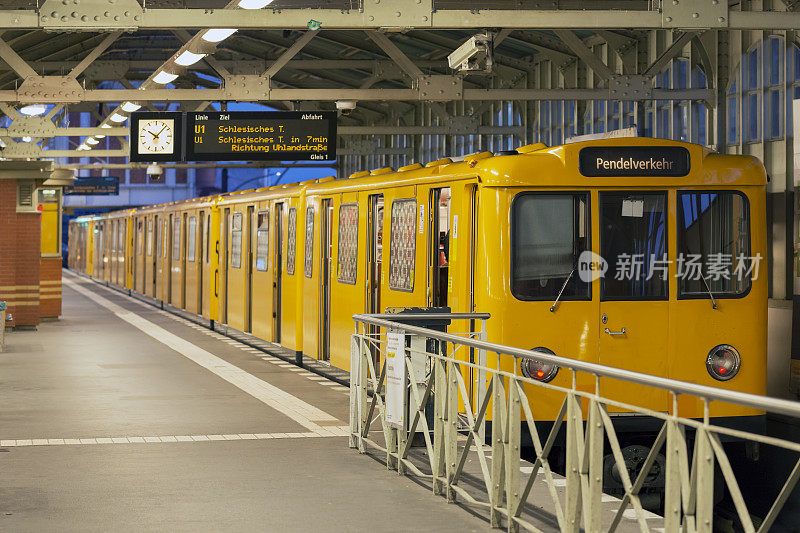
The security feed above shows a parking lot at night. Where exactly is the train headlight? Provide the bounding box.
[706,344,740,381]
[520,347,559,383]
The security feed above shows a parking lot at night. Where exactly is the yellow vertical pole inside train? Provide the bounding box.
[209,201,221,322]
[126,215,134,289]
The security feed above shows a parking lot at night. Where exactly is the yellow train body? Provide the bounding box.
[69,138,767,426]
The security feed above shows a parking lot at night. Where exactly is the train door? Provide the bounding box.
[597,191,669,411]
[428,187,451,308]
[221,208,230,323]
[155,217,163,300]
[273,203,283,342]
[245,206,254,333]
[152,215,159,296]
[167,214,173,304]
[180,212,187,308]
[110,221,118,284]
[319,198,333,362]
[366,194,384,362]
[198,211,205,314]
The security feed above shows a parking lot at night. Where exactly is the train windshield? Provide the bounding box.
[678,191,751,297]
[600,192,668,300]
[511,192,590,300]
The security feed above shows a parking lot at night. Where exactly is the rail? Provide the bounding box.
[349,313,800,532]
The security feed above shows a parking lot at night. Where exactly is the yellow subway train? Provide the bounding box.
[69,137,767,430]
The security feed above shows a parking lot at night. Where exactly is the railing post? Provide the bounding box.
[585,397,604,533]
[565,386,583,533]
[349,328,360,450]
[476,319,488,443]
[695,416,715,532]
[491,365,507,528]
[433,355,446,496]
[664,419,684,531]
[505,376,521,533]
[445,357,458,502]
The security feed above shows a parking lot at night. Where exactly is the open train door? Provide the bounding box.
[273,203,283,342]
[366,194,384,366]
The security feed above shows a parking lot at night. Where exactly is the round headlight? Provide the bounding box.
[706,344,740,381]
[520,347,559,383]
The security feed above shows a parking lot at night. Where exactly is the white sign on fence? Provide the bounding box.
[385,330,406,427]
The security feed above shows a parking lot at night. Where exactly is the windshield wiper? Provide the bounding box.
[550,269,575,312]
[698,271,718,310]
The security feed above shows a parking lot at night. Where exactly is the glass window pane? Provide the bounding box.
[727,96,737,143]
[256,210,269,271]
[747,93,759,141]
[337,204,359,284]
[231,212,242,268]
[146,218,153,256]
[172,217,181,261]
[678,192,751,297]
[389,199,417,291]
[287,208,297,275]
[304,207,314,278]
[600,192,668,300]
[511,193,590,300]
[187,216,196,262]
[748,49,759,90]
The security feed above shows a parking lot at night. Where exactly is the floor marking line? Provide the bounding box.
[63,278,340,431]
[0,428,350,447]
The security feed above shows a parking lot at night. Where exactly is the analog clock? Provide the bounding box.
[137,119,175,155]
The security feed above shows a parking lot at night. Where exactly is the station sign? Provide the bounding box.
[63,176,120,196]
[579,146,690,177]
[186,111,337,162]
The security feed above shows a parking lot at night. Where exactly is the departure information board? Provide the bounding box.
[186,111,337,161]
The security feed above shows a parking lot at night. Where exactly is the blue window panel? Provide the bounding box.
[727,96,737,143]
[748,49,759,90]
[747,93,759,141]
[675,60,688,89]
[795,46,800,81]
[770,38,781,86]
[769,89,781,139]
[729,78,737,95]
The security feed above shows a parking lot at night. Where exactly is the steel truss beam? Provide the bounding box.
[1,8,798,31]
[0,87,714,103]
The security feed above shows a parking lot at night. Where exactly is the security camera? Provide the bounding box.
[336,100,357,116]
[146,163,163,181]
[448,33,493,73]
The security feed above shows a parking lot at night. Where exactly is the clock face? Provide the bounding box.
[138,119,175,154]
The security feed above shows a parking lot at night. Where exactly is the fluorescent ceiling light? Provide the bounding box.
[19,104,46,116]
[100,123,111,128]
[202,29,237,43]
[153,71,179,84]
[237,0,273,8]
[95,134,106,139]
[121,102,141,112]
[21,136,32,142]
[109,113,127,123]
[77,145,88,151]
[86,138,99,145]
[175,50,206,66]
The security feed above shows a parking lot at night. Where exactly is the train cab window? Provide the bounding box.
[389,199,417,291]
[231,212,243,268]
[304,207,314,278]
[287,207,297,275]
[187,216,197,262]
[600,192,667,300]
[146,218,153,256]
[678,191,751,297]
[511,192,590,300]
[172,217,181,261]
[256,210,269,271]
[136,220,143,254]
[337,204,359,284]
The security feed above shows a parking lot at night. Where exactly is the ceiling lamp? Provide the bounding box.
[19,104,46,116]
[95,134,106,139]
[85,138,99,145]
[201,29,237,43]
[152,71,179,84]
[109,113,127,123]
[100,124,111,128]
[121,102,141,113]
[237,0,274,8]
[175,50,207,66]
[21,136,33,142]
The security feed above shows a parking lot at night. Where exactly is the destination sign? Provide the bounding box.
[186,111,337,161]
[63,176,120,196]
[579,146,690,177]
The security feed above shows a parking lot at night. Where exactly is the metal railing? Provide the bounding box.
[349,313,800,533]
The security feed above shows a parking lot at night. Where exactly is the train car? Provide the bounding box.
[68,137,767,436]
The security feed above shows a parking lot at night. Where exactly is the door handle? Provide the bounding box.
[604,327,627,336]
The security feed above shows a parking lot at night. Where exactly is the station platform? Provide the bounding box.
[0,271,492,532]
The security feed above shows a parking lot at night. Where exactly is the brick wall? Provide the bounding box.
[0,179,42,328]
[40,257,61,318]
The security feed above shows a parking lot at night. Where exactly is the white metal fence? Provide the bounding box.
[349,313,800,532]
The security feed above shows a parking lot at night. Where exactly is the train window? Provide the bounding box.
[511,192,590,300]
[187,216,197,262]
[600,192,668,300]
[231,212,243,268]
[146,218,154,256]
[389,199,417,291]
[172,217,181,261]
[156,219,162,258]
[678,191,751,297]
[256,210,269,271]
[136,220,143,254]
[204,214,209,263]
[304,207,314,278]
[287,207,297,275]
[337,204,359,284]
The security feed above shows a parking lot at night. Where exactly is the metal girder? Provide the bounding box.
[642,31,699,77]
[366,31,424,80]
[0,124,126,137]
[554,30,615,79]
[38,0,143,30]
[0,86,715,103]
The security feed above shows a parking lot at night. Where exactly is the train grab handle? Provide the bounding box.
[214,269,219,297]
